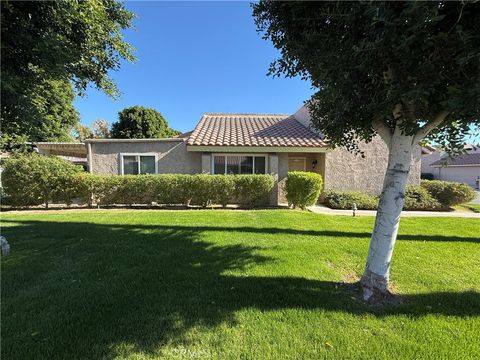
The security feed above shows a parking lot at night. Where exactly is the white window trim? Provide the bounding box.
[119,153,158,175]
[288,156,307,171]
[211,153,269,175]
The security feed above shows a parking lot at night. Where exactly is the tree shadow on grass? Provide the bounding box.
[2,219,479,359]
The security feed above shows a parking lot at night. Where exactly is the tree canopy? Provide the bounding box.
[253,1,480,300]
[1,79,80,150]
[1,0,135,147]
[253,1,480,153]
[111,106,180,139]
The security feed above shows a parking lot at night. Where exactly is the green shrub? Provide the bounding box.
[211,175,236,208]
[1,154,84,207]
[234,175,275,207]
[404,185,442,210]
[421,180,475,208]
[2,164,275,208]
[324,190,378,210]
[284,171,323,209]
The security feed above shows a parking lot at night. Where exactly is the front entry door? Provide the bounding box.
[288,157,306,172]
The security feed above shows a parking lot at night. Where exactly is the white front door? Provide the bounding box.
[288,157,306,172]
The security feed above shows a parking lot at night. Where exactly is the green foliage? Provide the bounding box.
[404,186,442,211]
[111,106,180,139]
[1,79,80,150]
[324,184,471,211]
[284,171,323,209]
[324,190,379,210]
[190,175,236,208]
[1,0,135,146]
[421,180,476,208]
[234,175,276,207]
[1,154,84,207]
[4,172,275,208]
[253,2,480,153]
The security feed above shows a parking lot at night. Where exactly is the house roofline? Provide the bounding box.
[84,138,185,143]
[430,164,480,168]
[187,145,329,153]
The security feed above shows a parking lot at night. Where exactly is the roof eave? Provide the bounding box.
[186,145,329,153]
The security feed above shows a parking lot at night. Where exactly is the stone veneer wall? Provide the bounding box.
[90,140,202,175]
[324,136,421,195]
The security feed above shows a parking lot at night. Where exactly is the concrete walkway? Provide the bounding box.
[308,204,480,218]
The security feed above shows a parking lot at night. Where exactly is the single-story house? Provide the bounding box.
[36,105,421,205]
[421,145,480,189]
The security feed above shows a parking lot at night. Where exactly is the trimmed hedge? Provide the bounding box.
[1,157,275,208]
[403,185,442,210]
[1,154,84,208]
[324,190,378,210]
[421,180,476,208]
[324,182,473,211]
[284,171,323,209]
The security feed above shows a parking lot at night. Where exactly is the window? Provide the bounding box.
[120,154,157,175]
[212,155,267,175]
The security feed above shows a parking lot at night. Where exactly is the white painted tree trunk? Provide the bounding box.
[361,129,415,300]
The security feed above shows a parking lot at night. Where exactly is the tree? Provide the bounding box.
[1,79,80,149]
[253,1,480,300]
[92,119,111,139]
[111,106,180,139]
[1,0,135,146]
[74,125,93,142]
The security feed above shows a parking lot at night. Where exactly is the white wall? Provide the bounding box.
[435,166,480,188]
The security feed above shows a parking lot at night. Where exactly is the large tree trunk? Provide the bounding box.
[361,129,415,301]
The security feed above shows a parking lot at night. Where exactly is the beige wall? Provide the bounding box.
[324,136,421,195]
[89,136,421,204]
[90,140,202,175]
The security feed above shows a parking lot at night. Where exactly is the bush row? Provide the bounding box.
[1,154,84,208]
[324,190,379,210]
[75,173,275,208]
[324,180,475,211]
[1,155,275,208]
[284,171,323,209]
[420,180,475,208]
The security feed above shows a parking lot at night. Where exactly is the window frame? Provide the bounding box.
[211,153,269,175]
[119,153,158,175]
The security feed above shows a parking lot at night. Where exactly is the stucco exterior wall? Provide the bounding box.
[324,136,421,195]
[90,140,202,175]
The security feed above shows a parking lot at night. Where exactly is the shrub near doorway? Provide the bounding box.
[284,171,323,209]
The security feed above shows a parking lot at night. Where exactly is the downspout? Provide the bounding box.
[87,142,93,174]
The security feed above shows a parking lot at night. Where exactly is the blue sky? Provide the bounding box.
[74,1,315,133]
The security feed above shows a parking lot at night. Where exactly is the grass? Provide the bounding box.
[1,210,479,359]
[456,203,480,213]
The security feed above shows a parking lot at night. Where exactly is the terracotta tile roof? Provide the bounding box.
[187,113,326,148]
[430,153,480,167]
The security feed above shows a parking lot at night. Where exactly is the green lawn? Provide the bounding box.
[456,203,480,213]
[2,210,479,359]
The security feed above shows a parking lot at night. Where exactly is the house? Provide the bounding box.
[421,145,480,189]
[36,105,421,205]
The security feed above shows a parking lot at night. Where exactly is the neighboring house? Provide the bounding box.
[421,145,480,189]
[36,105,421,205]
